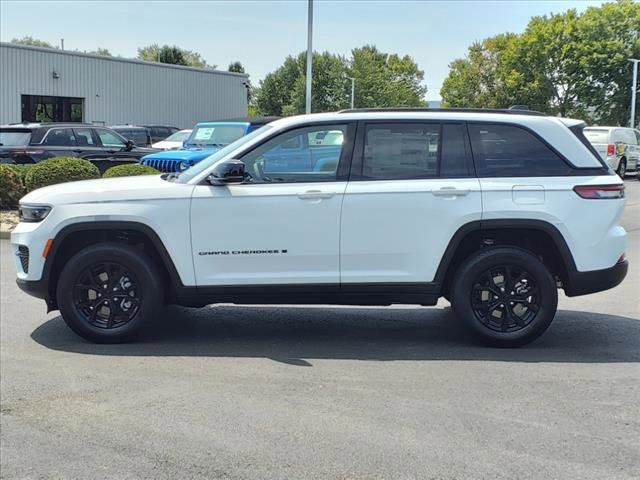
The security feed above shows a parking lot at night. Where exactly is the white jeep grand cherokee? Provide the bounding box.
[12,109,628,347]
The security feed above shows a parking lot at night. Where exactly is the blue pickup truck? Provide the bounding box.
[140,117,278,172]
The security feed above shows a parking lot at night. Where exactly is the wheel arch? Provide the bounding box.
[43,221,184,309]
[436,219,578,296]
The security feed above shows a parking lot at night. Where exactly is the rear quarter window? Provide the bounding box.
[0,129,31,146]
[468,123,572,177]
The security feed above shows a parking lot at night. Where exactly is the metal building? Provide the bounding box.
[0,42,249,128]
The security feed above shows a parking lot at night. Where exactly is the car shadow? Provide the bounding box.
[30,305,640,365]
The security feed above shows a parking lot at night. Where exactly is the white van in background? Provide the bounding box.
[583,126,640,178]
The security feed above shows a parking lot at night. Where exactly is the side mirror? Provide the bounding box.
[206,159,246,185]
[125,139,135,150]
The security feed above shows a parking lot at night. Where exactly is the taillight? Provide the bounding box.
[10,148,45,155]
[607,144,615,156]
[573,184,625,199]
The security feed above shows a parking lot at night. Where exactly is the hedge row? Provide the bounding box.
[0,158,159,210]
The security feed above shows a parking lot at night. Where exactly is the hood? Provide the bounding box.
[21,174,191,206]
[152,140,182,150]
[141,147,220,163]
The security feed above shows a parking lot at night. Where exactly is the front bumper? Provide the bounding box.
[564,259,628,297]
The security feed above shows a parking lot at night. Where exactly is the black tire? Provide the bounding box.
[451,247,557,347]
[617,158,626,178]
[56,242,164,343]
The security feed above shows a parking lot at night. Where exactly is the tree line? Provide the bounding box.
[440,0,640,126]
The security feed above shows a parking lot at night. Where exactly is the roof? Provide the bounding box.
[0,42,249,79]
[208,116,281,125]
[338,107,545,116]
[1,122,93,129]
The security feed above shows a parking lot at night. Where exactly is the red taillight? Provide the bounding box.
[10,148,45,155]
[573,184,625,199]
[607,144,615,156]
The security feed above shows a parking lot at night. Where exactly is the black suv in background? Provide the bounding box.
[142,125,180,144]
[110,125,153,147]
[0,123,157,172]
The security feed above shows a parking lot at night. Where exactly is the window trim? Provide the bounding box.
[233,121,357,184]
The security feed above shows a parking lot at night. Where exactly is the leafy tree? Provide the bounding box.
[10,36,54,48]
[255,46,426,115]
[441,0,640,125]
[228,61,246,73]
[94,48,112,56]
[137,44,212,68]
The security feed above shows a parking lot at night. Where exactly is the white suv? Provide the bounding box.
[12,109,628,347]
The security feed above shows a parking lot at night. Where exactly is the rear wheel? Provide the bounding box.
[617,158,627,178]
[451,247,557,347]
[56,242,164,343]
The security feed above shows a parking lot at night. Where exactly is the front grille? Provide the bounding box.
[17,245,29,273]
[142,157,180,173]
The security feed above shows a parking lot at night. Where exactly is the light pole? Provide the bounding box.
[629,59,639,129]
[348,77,355,109]
[305,0,313,114]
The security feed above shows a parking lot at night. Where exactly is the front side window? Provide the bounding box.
[42,128,75,146]
[240,124,347,183]
[96,129,126,148]
[362,123,439,180]
[468,124,571,177]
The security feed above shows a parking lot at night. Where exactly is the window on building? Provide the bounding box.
[21,95,84,123]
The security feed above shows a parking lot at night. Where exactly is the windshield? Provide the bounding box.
[176,125,273,183]
[164,130,192,142]
[583,129,610,144]
[0,129,31,147]
[184,124,248,148]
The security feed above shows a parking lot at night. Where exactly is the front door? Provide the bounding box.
[190,123,353,286]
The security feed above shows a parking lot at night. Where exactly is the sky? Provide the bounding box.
[1,0,606,100]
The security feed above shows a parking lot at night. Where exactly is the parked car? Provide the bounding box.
[12,109,627,347]
[143,125,180,144]
[140,117,279,172]
[583,126,639,177]
[0,123,157,173]
[110,125,153,148]
[151,129,192,150]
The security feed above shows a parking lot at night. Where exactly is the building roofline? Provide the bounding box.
[0,42,249,79]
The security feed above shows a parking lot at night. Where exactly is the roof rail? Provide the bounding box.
[336,107,546,116]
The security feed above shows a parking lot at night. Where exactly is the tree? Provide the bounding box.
[441,0,640,125]
[228,61,246,73]
[136,44,212,68]
[91,48,112,56]
[11,36,54,48]
[255,46,426,115]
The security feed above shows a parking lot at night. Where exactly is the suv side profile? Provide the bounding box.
[0,123,156,172]
[12,109,628,347]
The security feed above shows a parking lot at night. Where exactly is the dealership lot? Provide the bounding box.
[1,181,639,479]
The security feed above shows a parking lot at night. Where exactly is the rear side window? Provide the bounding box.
[363,123,439,180]
[42,128,75,146]
[468,124,571,177]
[0,129,31,146]
[440,123,471,177]
[616,129,637,145]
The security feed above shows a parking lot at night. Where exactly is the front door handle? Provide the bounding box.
[432,187,470,197]
[297,190,335,200]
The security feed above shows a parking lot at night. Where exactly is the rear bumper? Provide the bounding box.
[564,260,628,297]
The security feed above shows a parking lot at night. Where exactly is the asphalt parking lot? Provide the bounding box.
[1,180,639,480]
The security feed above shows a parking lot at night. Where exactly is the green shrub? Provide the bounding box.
[0,164,24,209]
[103,164,159,178]
[24,156,100,192]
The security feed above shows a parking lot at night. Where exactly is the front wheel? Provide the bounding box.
[451,248,558,347]
[56,242,164,343]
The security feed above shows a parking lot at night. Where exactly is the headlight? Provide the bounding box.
[19,205,52,223]
[178,161,190,171]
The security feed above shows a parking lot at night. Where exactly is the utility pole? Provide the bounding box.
[629,59,639,129]
[349,77,355,109]
[305,0,313,114]
[60,38,64,50]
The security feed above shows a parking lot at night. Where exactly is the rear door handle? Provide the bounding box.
[432,187,470,197]
[297,190,335,200]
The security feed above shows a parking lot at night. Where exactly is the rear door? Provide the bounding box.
[340,121,482,286]
[71,127,103,162]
